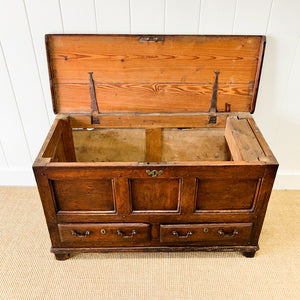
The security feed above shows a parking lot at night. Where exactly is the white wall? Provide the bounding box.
[0,0,299,189]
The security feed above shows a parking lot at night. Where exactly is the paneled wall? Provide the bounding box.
[0,0,299,188]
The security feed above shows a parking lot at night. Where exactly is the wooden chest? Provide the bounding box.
[33,35,278,260]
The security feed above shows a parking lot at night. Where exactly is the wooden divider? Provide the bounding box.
[225,117,265,162]
[145,128,162,162]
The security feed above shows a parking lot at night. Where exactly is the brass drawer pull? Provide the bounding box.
[146,169,163,178]
[117,230,136,238]
[218,229,239,237]
[71,230,90,238]
[172,231,193,238]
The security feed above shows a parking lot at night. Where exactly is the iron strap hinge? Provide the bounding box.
[208,71,220,124]
[88,72,100,125]
[138,35,165,43]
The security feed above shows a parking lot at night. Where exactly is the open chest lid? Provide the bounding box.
[46,34,265,115]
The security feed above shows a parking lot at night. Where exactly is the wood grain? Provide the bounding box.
[58,223,150,245]
[196,178,260,210]
[69,113,236,129]
[160,223,253,245]
[52,179,115,211]
[130,178,181,211]
[72,129,145,162]
[49,35,261,83]
[162,128,230,162]
[54,82,253,113]
[46,35,264,113]
[225,117,265,162]
[145,128,162,162]
[60,118,76,162]
[72,127,230,163]
[51,136,66,162]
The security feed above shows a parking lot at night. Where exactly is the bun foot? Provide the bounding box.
[242,251,256,258]
[55,253,70,260]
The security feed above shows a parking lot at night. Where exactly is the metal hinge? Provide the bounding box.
[88,72,100,125]
[138,35,165,43]
[208,71,220,124]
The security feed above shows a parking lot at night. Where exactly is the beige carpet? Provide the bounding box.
[0,187,299,300]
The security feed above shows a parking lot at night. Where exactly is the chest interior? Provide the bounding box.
[44,111,268,165]
[72,127,230,162]
[43,34,268,165]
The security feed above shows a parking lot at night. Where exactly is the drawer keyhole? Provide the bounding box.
[100,229,106,234]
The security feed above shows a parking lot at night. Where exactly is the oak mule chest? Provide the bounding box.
[33,35,278,260]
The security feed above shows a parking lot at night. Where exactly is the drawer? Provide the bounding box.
[160,223,252,244]
[58,223,150,244]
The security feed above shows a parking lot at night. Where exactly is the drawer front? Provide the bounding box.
[58,223,150,245]
[160,223,253,244]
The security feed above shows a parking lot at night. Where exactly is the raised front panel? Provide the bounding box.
[52,179,115,211]
[130,179,181,211]
[196,178,260,210]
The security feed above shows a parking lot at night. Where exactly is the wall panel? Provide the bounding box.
[267,0,300,35]
[25,0,64,123]
[275,38,300,171]
[130,0,165,33]
[0,0,50,160]
[165,0,201,34]
[60,0,97,33]
[96,0,131,33]
[233,0,273,34]
[0,44,32,168]
[0,142,8,169]
[199,0,236,34]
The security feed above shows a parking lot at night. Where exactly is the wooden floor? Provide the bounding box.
[0,187,299,300]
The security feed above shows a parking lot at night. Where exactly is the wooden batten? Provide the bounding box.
[68,112,252,129]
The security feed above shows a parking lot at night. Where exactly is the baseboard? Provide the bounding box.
[273,172,300,190]
[0,169,36,186]
[0,169,299,189]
